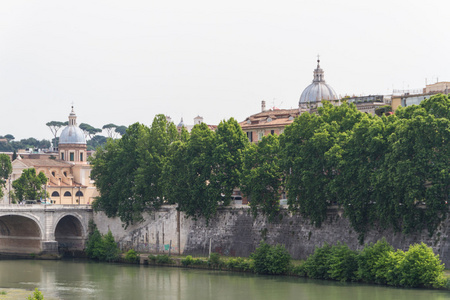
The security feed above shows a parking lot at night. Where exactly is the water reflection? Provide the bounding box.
[0,260,448,300]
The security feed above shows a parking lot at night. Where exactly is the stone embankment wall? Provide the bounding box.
[94,205,450,266]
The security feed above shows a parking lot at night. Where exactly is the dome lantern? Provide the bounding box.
[58,107,87,164]
[299,57,338,107]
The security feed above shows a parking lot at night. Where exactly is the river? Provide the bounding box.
[0,259,448,300]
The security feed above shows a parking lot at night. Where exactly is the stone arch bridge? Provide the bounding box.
[0,205,93,255]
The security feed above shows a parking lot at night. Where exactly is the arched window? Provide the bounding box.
[64,191,72,197]
[75,191,83,197]
[51,191,60,197]
[51,171,56,177]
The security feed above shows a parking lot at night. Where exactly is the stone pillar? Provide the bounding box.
[41,241,58,254]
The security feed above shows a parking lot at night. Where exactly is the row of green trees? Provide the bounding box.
[0,137,51,152]
[46,121,126,150]
[91,115,248,227]
[90,94,450,240]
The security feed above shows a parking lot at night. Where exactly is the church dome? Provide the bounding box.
[59,107,86,145]
[299,58,338,105]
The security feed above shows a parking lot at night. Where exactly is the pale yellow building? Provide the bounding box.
[10,107,98,204]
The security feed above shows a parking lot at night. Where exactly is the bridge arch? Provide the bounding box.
[54,213,87,251]
[0,214,42,254]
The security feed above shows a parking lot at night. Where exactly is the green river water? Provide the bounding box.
[0,259,448,300]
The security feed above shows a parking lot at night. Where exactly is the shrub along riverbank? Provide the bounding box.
[144,239,447,289]
[84,227,447,289]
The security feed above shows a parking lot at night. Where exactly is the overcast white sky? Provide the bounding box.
[1,0,449,140]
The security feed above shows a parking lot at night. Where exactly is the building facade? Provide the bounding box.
[10,107,98,205]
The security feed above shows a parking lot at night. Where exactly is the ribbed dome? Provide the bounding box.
[299,59,338,104]
[59,107,86,145]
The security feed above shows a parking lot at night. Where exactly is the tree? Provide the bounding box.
[4,134,14,141]
[0,154,12,198]
[134,115,178,208]
[87,135,107,150]
[46,121,67,148]
[115,125,127,137]
[241,134,282,221]
[328,115,394,241]
[102,123,119,138]
[12,168,48,201]
[85,227,120,262]
[91,116,179,228]
[211,118,249,203]
[91,124,145,227]
[0,139,13,152]
[281,103,364,227]
[102,230,121,262]
[419,93,450,119]
[161,140,189,205]
[85,225,103,259]
[79,123,102,140]
[175,123,217,222]
[375,109,450,234]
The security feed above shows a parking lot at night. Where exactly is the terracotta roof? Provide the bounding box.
[240,108,299,130]
[19,159,73,168]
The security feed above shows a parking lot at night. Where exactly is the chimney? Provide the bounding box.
[261,100,266,112]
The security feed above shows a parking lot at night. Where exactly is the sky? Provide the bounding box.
[1,0,449,140]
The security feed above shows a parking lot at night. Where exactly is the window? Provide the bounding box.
[51,171,55,177]
[61,153,64,160]
[75,191,84,197]
[64,191,72,197]
[70,152,74,161]
[247,132,253,142]
[258,131,264,141]
[80,153,84,162]
[63,171,67,177]
[51,191,60,197]
[271,130,275,135]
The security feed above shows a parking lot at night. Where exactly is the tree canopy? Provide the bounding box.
[102,123,127,139]
[46,121,68,148]
[79,123,102,139]
[91,115,178,227]
[0,154,12,198]
[241,134,282,221]
[12,168,48,201]
[89,95,450,239]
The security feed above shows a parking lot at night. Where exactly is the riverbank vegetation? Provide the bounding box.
[146,239,447,289]
[90,94,450,241]
[27,288,44,300]
[85,222,121,262]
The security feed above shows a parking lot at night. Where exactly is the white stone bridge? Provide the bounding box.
[0,205,93,255]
